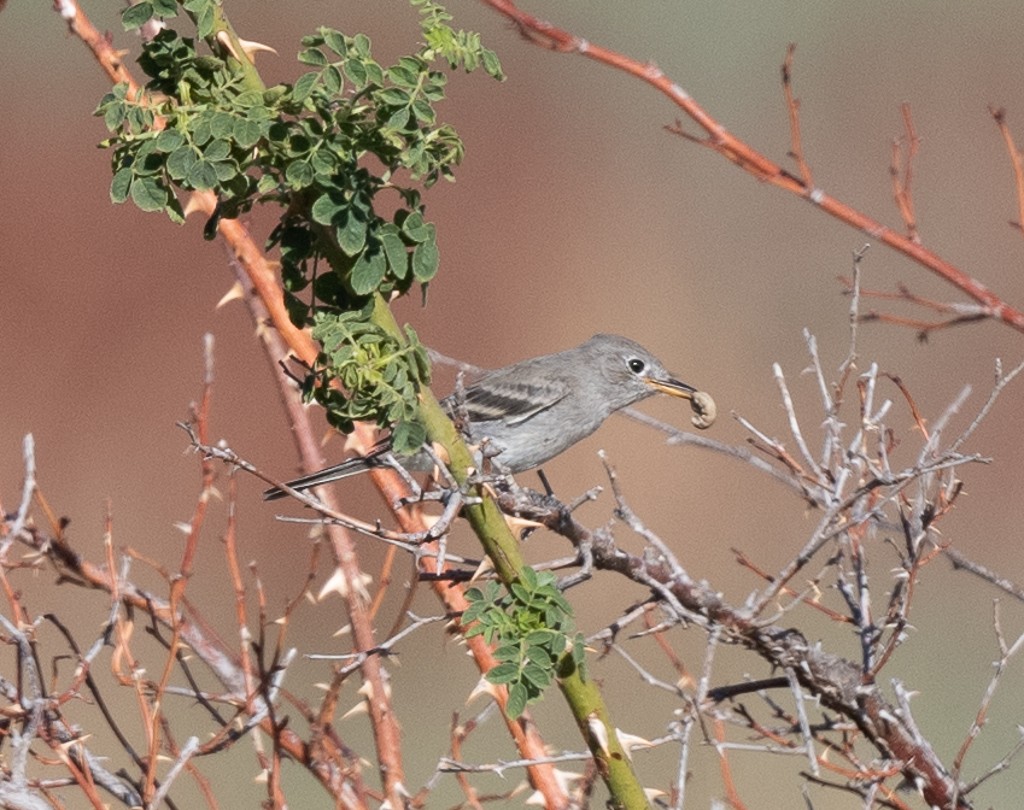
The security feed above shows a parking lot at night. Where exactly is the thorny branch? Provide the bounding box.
[170,261,1024,807]
[22,2,1024,807]
[7,296,1024,808]
[480,0,1024,337]
[490,373,983,806]
[4,290,1005,810]
[212,283,1021,807]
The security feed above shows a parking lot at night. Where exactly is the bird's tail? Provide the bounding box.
[262,453,387,501]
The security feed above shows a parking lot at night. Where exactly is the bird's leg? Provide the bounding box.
[461,455,521,508]
[536,468,555,497]
[448,370,470,432]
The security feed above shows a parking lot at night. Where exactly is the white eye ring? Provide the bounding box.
[627,357,646,374]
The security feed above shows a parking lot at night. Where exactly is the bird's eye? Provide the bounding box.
[627,357,646,375]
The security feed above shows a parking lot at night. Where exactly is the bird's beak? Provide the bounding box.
[645,376,697,400]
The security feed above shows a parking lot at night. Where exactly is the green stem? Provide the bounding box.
[369,294,650,808]
[558,655,651,809]
[187,2,647,797]
[188,3,267,95]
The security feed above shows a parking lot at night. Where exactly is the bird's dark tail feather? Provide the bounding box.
[262,453,387,501]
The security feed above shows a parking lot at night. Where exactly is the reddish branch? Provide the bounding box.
[782,43,813,189]
[480,0,1024,335]
[52,1,570,805]
[990,106,1024,232]
[890,102,921,242]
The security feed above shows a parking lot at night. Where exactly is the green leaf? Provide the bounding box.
[336,211,368,256]
[204,138,231,161]
[387,62,419,89]
[411,99,435,124]
[166,145,198,180]
[322,65,344,95]
[121,2,153,30]
[323,29,347,57]
[311,192,343,226]
[123,105,151,136]
[187,158,219,190]
[391,419,426,455]
[209,113,234,140]
[572,635,586,667]
[352,33,372,58]
[192,117,213,146]
[401,211,430,242]
[284,160,314,190]
[103,101,127,131]
[292,72,319,103]
[376,87,411,106]
[343,58,368,87]
[379,224,409,280]
[195,4,215,38]
[233,118,263,149]
[257,174,279,194]
[526,628,557,648]
[166,195,186,224]
[153,129,185,153]
[364,61,386,86]
[408,334,431,383]
[193,54,225,74]
[462,622,486,639]
[481,48,504,79]
[486,663,519,685]
[492,643,520,663]
[510,582,530,604]
[522,663,551,689]
[349,248,386,295]
[129,176,167,212]
[547,590,573,615]
[384,108,411,132]
[462,600,485,624]
[151,0,178,16]
[262,85,288,105]
[110,167,133,204]
[506,682,528,719]
[310,150,337,179]
[212,159,239,182]
[411,239,439,282]
[298,47,328,67]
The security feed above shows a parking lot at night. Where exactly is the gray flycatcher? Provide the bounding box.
[264,333,714,500]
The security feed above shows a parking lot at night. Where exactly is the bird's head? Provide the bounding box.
[584,334,697,413]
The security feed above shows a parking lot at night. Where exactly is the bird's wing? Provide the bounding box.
[455,377,571,426]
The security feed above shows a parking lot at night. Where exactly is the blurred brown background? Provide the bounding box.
[4,1,1024,807]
